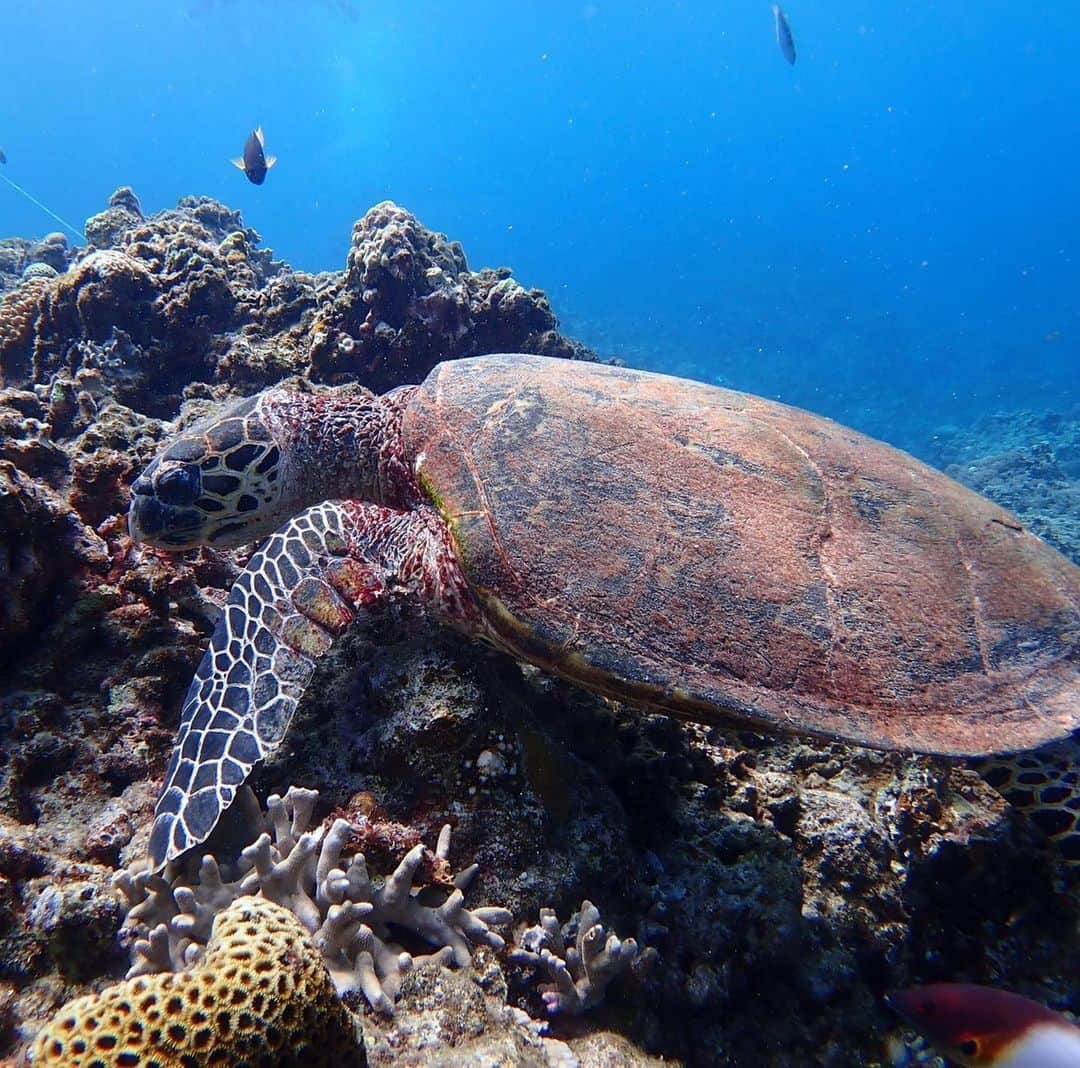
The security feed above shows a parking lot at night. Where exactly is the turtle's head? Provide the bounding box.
[129,393,291,550]
[130,386,395,550]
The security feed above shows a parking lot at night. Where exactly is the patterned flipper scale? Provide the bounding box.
[148,500,425,870]
[976,733,1080,866]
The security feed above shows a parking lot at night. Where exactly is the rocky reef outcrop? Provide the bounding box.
[0,191,1077,1068]
[0,190,590,412]
[305,201,592,390]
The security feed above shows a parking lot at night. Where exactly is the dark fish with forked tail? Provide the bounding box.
[231,126,276,185]
[772,5,796,65]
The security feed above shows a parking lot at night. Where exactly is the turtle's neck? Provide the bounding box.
[260,384,423,515]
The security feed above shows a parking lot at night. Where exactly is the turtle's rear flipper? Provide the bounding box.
[148,500,459,871]
[975,735,1080,867]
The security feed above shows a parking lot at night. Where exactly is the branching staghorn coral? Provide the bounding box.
[114,786,512,1015]
[509,900,658,1014]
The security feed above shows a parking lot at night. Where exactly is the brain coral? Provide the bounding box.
[29,896,366,1067]
[21,262,59,281]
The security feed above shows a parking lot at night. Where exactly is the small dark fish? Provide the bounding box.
[772,4,796,65]
[0,149,6,165]
[231,126,276,185]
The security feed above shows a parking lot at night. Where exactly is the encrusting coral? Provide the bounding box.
[28,895,366,1067]
[509,900,656,1015]
[114,786,513,1016]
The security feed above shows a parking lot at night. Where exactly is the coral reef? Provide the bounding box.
[1,189,1078,1066]
[1,192,294,411]
[0,444,108,647]
[0,380,169,659]
[930,406,1080,565]
[29,895,366,1067]
[84,186,145,249]
[1,193,593,411]
[115,786,512,1016]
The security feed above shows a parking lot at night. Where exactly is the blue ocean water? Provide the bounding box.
[2,0,1077,453]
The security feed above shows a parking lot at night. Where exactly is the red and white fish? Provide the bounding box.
[888,983,1080,1067]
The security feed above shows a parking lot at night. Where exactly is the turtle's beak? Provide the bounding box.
[128,476,162,542]
[128,463,208,548]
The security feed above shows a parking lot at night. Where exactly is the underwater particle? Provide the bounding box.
[231,126,277,185]
[887,984,1080,1067]
[772,4,797,65]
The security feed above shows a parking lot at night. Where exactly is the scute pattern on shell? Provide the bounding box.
[404,354,1080,757]
[7,187,1080,1067]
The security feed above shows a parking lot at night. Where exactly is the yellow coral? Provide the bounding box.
[29,897,365,1067]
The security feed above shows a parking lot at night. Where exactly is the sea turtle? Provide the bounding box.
[129,354,1080,871]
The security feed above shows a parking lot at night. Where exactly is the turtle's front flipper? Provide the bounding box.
[148,500,460,871]
[974,734,1080,867]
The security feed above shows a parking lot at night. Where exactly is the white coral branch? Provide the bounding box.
[116,788,511,1016]
[510,899,655,1015]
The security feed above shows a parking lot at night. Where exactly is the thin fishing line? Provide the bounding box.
[0,173,86,244]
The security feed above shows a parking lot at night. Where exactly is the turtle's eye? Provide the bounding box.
[156,465,200,507]
[958,1038,979,1057]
